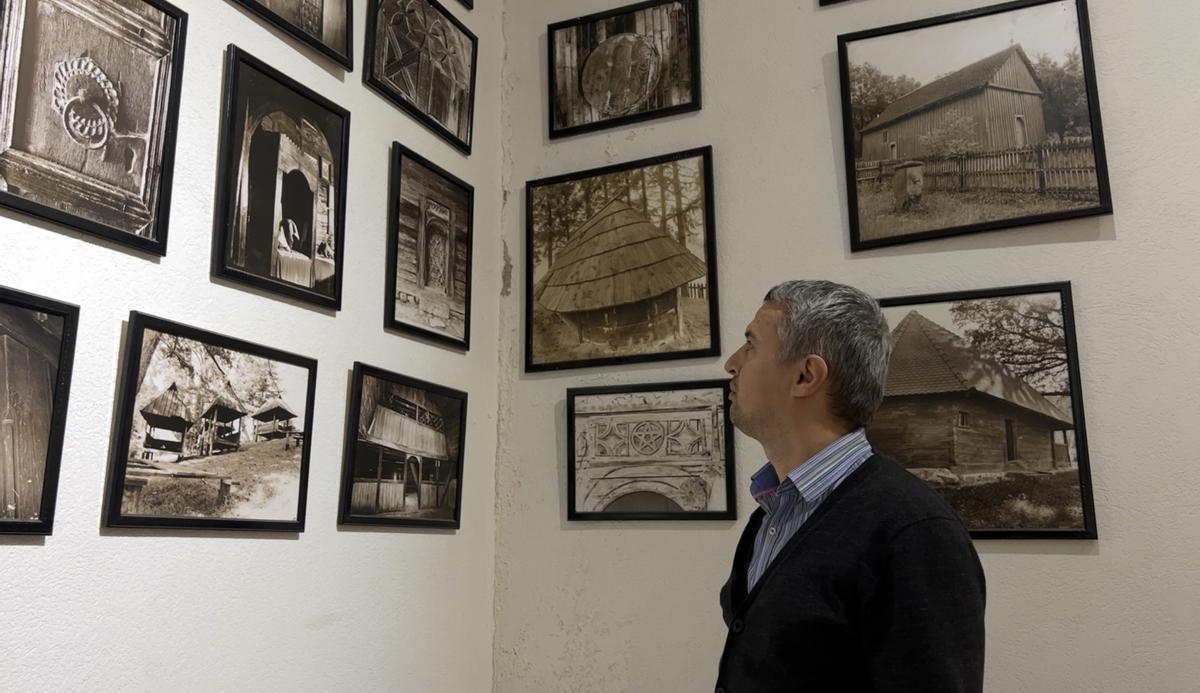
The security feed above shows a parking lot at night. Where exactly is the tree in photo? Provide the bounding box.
[950,297,1069,397]
[918,108,982,159]
[1032,49,1090,141]
[848,63,921,156]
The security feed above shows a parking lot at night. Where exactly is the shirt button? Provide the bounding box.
[767,526,777,536]
[731,619,744,633]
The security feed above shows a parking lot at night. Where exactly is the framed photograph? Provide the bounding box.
[386,142,473,349]
[0,286,78,535]
[456,0,471,9]
[104,311,317,531]
[212,45,350,310]
[567,379,734,521]
[838,0,1111,250]
[869,282,1097,539]
[364,0,478,155]
[338,362,467,528]
[0,0,187,255]
[228,0,353,70]
[548,0,701,139]
[525,146,719,372]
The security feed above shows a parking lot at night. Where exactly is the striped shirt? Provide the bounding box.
[746,429,875,590]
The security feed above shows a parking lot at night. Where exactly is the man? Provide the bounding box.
[715,280,985,693]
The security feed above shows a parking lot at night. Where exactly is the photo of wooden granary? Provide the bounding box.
[252,397,299,440]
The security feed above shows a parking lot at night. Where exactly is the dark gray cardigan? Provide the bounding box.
[716,454,986,693]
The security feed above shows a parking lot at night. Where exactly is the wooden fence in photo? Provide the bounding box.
[683,281,707,299]
[856,142,1099,196]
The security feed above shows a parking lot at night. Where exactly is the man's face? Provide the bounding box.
[724,303,794,439]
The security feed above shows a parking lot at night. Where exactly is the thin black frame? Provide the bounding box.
[385,142,474,350]
[837,0,1112,252]
[0,0,187,256]
[363,0,479,155]
[524,145,720,372]
[547,0,702,140]
[103,311,318,531]
[337,361,468,529]
[877,281,1097,540]
[456,0,472,9]
[212,44,351,311]
[0,286,78,535]
[566,378,736,521]
[228,0,354,70]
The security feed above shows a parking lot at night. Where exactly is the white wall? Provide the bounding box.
[495,1,1200,692]
[0,0,502,690]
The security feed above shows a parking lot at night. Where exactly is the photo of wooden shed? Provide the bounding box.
[138,382,194,461]
[197,394,247,456]
[252,397,298,441]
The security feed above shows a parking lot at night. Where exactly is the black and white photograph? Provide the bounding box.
[213,45,350,310]
[386,142,473,349]
[525,146,719,372]
[104,312,317,531]
[869,282,1096,538]
[364,0,478,154]
[549,0,700,139]
[568,380,734,521]
[338,362,466,528]
[229,0,353,69]
[839,0,1111,250]
[0,0,187,255]
[0,286,78,535]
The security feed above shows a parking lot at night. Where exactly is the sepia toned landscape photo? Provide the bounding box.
[525,147,718,371]
[870,283,1096,537]
[231,0,352,68]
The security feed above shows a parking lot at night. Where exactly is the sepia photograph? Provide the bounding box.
[0,0,187,255]
[213,45,350,310]
[364,0,478,154]
[549,0,701,139]
[838,0,1111,250]
[525,146,719,372]
[229,0,353,69]
[105,312,316,531]
[568,380,734,521]
[338,362,467,528]
[870,282,1096,538]
[386,142,473,349]
[0,286,78,535]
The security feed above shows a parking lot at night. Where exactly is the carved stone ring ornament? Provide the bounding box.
[630,421,666,455]
[580,33,661,117]
[52,57,120,150]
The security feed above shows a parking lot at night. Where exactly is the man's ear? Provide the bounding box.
[790,355,830,398]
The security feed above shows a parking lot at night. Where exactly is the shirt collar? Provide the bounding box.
[749,429,872,508]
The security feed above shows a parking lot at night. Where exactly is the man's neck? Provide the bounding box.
[763,420,856,481]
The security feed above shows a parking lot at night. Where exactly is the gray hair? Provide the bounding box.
[763,280,892,427]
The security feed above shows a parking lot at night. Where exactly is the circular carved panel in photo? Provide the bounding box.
[580,34,661,117]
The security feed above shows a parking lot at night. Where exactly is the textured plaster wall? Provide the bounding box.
[0,0,501,690]
[495,1,1200,692]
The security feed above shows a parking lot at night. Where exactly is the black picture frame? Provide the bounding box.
[456,0,472,9]
[385,142,474,350]
[228,0,354,70]
[0,285,79,535]
[819,0,854,6]
[103,311,318,531]
[338,362,468,529]
[837,0,1112,251]
[0,0,188,256]
[363,0,479,155]
[567,379,735,521]
[212,44,351,311]
[548,0,702,139]
[872,281,1097,539]
[525,145,720,372]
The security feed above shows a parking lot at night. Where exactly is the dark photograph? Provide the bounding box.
[230,0,352,69]
[839,0,1111,250]
[0,286,78,535]
[568,380,734,521]
[870,283,1096,538]
[339,362,466,528]
[525,146,719,372]
[0,0,187,255]
[105,312,316,531]
[364,0,478,154]
[386,143,473,349]
[213,45,350,310]
[549,0,700,139]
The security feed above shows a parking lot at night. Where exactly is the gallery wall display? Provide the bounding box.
[386,142,474,349]
[212,45,350,311]
[364,0,478,154]
[567,379,734,521]
[338,362,467,528]
[0,286,78,535]
[104,311,317,531]
[870,282,1096,539]
[0,0,188,255]
[838,0,1111,251]
[525,146,719,372]
[548,0,701,139]
[229,0,353,70]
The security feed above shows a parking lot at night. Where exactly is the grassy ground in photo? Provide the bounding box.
[532,295,711,365]
[938,470,1085,531]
